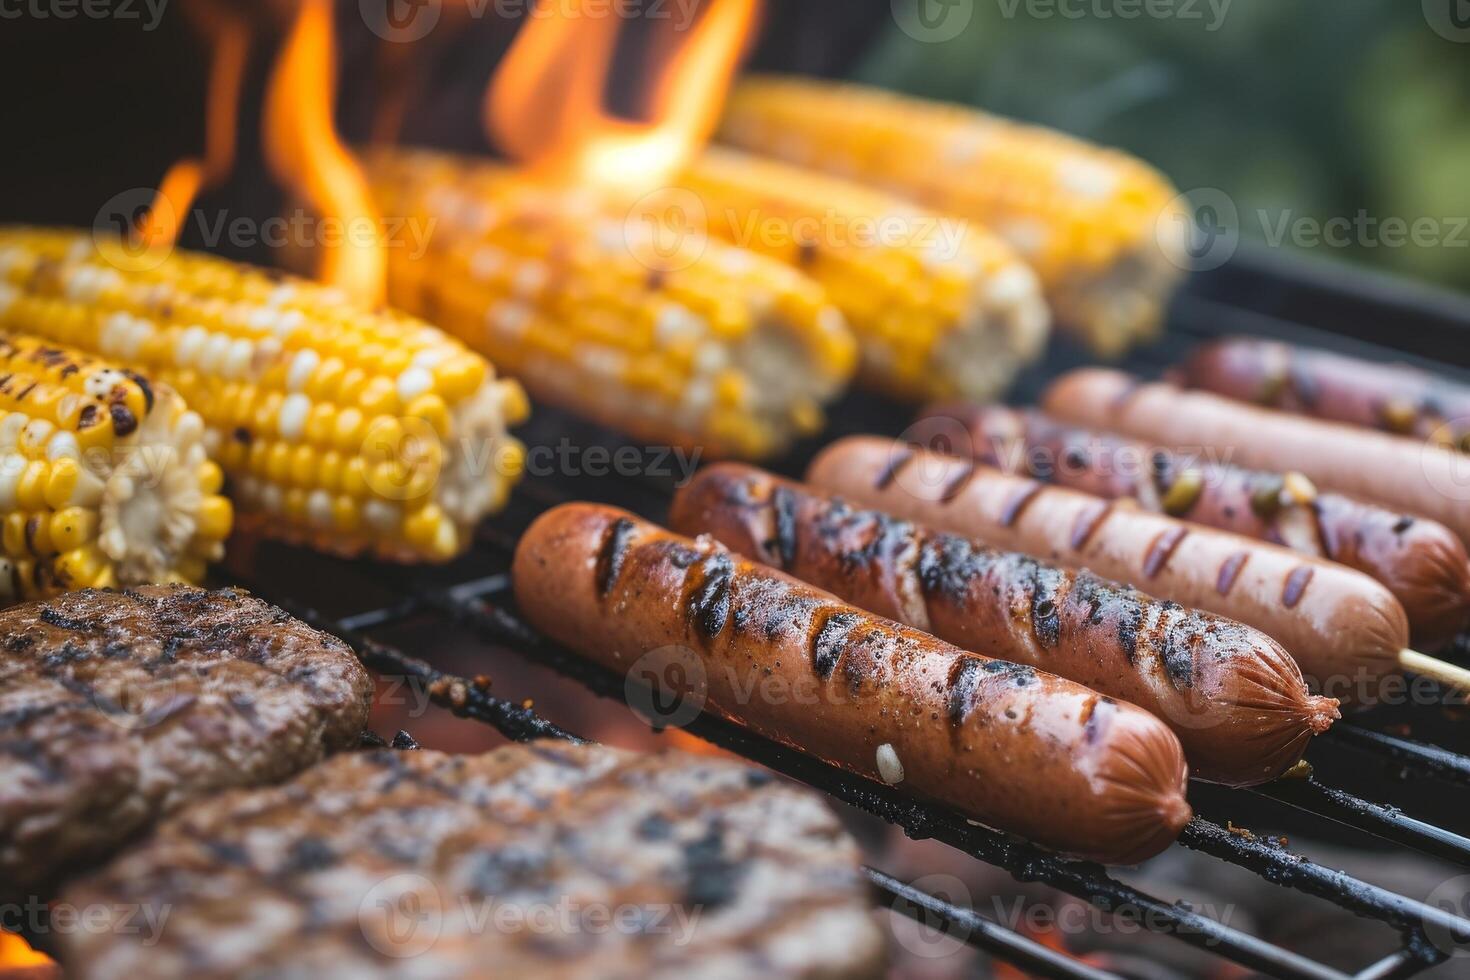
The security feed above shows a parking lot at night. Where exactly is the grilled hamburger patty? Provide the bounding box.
[60,743,886,980]
[0,585,373,902]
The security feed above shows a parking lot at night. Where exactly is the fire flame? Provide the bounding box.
[485,0,761,194]
[0,932,54,975]
[263,0,386,305]
[136,1,249,248]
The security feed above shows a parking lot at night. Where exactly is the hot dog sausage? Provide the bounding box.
[512,502,1192,864]
[914,403,1470,646]
[807,437,1409,707]
[1043,368,1470,555]
[1175,336,1470,450]
[670,464,1337,786]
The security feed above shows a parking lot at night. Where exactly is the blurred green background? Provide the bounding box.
[852,0,1470,291]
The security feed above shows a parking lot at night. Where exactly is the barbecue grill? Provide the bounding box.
[130,249,1468,980]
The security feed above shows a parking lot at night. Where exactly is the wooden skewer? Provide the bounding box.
[1399,649,1470,700]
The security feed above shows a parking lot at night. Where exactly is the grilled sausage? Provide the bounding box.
[671,464,1337,786]
[1175,336,1470,450]
[807,437,1409,707]
[513,502,1193,864]
[1043,368,1470,557]
[913,403,1470,646]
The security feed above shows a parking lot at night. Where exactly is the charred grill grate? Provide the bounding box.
[224,257,1470,980]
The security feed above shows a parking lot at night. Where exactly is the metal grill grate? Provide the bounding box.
[221,258,1470,980]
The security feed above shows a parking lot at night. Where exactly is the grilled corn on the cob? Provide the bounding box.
[721,75,1189,355]
[665,147,1049,401]
[0,227,527,562]
[0,332,230,601]
[365,148,856,459]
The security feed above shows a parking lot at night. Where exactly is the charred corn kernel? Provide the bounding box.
[0,227,528,562]
[362,147,855,458]
[655,147,1049,400]
[721,75,1188,356]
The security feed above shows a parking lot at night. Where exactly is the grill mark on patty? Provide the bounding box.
[594,518,636,597]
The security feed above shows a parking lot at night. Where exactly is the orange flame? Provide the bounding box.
[485,0,761,193]
[0,932,54,975]
[137,3,249,248]
[263,0,386,305]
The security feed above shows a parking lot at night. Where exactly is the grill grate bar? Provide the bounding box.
[1244,778,1470,868]
[868,868,1126,980]
[1327,724,1470,788]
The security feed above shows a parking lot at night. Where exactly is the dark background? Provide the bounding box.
[1,0,1467,291]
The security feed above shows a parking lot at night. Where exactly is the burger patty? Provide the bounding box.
[0,585,374,902]
[59,743,887,980]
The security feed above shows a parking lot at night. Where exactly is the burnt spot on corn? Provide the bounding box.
[1283,566,1314,609]
[124,370,155,413]
[594,517,635,597]
[232,426,252,444]
[77,404,100,430]
[999,482,1042,526]
[874,450,912,489]
[771,486,798,567]
[23,517,39,554]
[809,609,862,681]
[109,404,138,437]
[688,553,735,639]
[14,382,36,402]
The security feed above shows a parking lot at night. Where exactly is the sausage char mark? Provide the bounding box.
[810,610,863,681]
[999,482,1043,527]
[771,486,798,566]
[594,518,636,597]
[940,462,977,503]
[687,553,735,639]
[874,450,913,489]
[1157,605,1197,691]
[915,534,1000,606]
[1282,566,1314,609]
[1216,551,1249,596]
[1142,526,1188,578]
[1026,560,1067,649]
[1070,500,1111,551]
